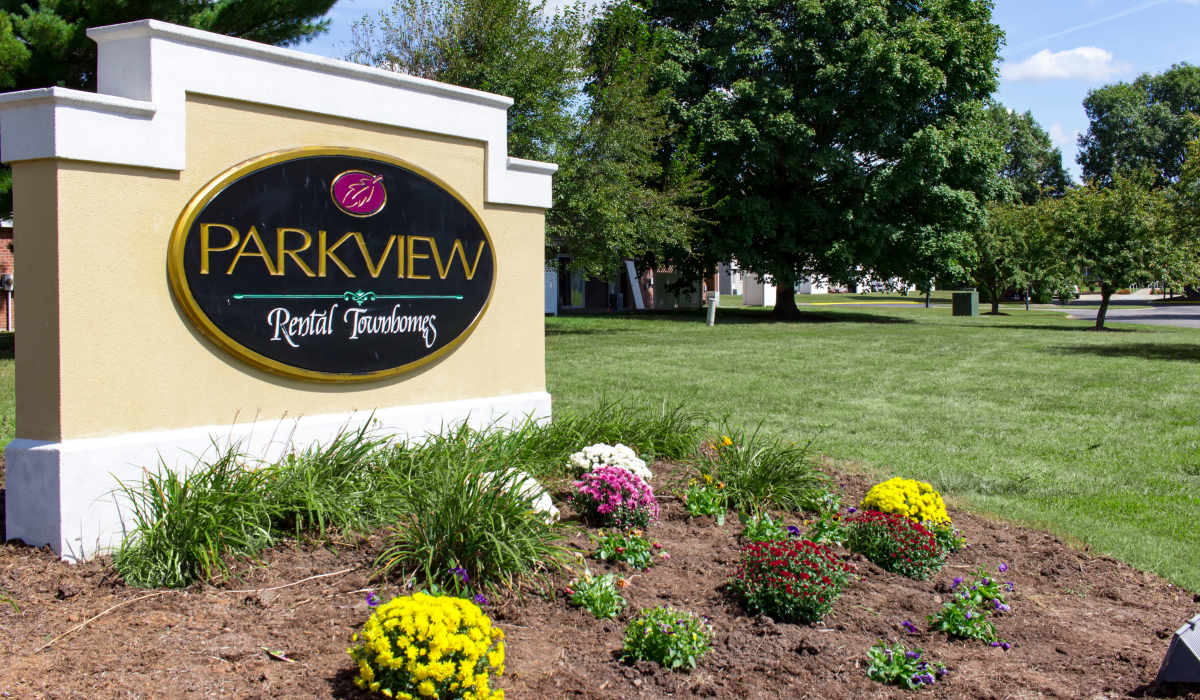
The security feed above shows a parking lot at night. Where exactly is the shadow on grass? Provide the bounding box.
[979,323,1138,333]
[1050,343,1200,362]
[553,308,914,325]
[0,333,11,360]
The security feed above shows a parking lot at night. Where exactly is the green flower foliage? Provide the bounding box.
[566,571,626,619]
[591,529,662,570]
[621,606,712,670]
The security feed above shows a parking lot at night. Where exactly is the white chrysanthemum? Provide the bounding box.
[566,442,652,481]
[479,469,559,522]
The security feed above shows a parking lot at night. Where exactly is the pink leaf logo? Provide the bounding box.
[331,170,387,217]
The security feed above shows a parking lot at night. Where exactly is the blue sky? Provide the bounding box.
[298,1,1200,181]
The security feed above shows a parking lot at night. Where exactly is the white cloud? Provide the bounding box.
[1048,123,1080,150]
[1001,47,1127,82]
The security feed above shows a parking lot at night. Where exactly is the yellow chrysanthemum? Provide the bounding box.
[348,593,505,699]
[860,477,950,525]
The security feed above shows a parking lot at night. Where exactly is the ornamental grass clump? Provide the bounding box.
[375,444,569,594]
[621,606,712,670]
[571,465,659,529]
[728,539,855,623]
[844,510,946,580]
[113,446,274,588]
[700,425,826,513]
[347,592,504,699]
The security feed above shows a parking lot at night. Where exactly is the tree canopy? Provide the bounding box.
[0,0,337,93]
[350,0,585,162]
[353,0,703,274]
[0,0,339,215]
[986,102,1071,204]
[640,0,1005,317]
[546,1,705,276]
[1052,172,1164,329]
[1078,63,1200,187]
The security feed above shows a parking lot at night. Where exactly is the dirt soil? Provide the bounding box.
[0,460,1196,699]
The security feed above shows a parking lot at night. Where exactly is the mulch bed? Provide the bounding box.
[0,460,1196,699]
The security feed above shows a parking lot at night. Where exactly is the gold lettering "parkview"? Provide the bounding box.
[198,223,487,280]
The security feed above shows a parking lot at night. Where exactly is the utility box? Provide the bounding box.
[952,290,979,317]
[1156,613,1200,685]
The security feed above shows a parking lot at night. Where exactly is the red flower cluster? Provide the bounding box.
[728,539,855,623]
[844,510,946,580]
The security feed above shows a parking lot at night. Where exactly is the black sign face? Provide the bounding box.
[168,148,496,382]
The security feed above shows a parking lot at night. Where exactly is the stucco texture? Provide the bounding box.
[17,95,546,440]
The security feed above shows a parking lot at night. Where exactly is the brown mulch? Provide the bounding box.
[0,460,1196,699]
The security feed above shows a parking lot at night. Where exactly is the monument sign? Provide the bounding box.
[0,20,555,559]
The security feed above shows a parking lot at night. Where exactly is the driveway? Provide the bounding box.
[1063,302,1200,329]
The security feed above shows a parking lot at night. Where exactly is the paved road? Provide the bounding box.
[1064,303,1200,329]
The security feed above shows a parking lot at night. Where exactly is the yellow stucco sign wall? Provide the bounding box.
[0,21,555,559]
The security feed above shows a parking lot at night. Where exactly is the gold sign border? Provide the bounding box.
[167,146,498,383]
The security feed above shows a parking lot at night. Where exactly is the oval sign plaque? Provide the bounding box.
[168,147,496,382]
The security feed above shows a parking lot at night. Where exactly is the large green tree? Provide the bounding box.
[0,0,336,92]
[0,0,338,214]
[641,0,1005,318]
[547,1,705,276]
[350,0,585,162]
[1158,137,1200,292]
[1053,172,1164,330]
[987,102,1071,204]
[353,0,704,274]
[965,104,1071,312]
[1078,63,1200,187]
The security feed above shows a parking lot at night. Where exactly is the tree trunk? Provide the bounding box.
[772,272,801,320]
[1095,284,1112,331]
[989,281,1000,314]
[1025,286,1031,312]
[924,290,931,308]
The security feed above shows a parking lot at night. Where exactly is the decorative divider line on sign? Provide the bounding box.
[232,292,465,304]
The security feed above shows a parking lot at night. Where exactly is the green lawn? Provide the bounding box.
[1,316,1195,591]
[0,332,12,446]
[546,306,1200,591]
